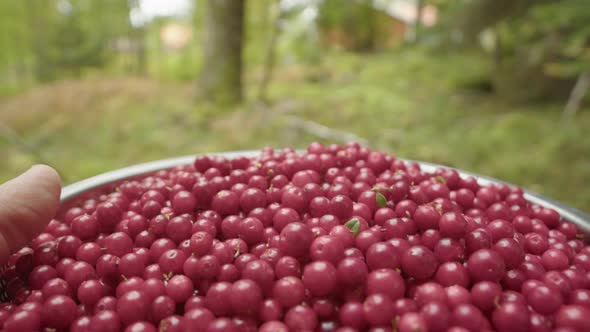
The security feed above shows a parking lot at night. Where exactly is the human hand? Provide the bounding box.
[0,165,61,264]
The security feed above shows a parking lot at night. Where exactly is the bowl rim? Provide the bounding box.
[60,150,590,232]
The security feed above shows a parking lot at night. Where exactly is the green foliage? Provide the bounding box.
[47,13,106,77]
[526,0,590,79]
[2,48,589,212]
[317,0,377,52]
[489,0,590,101]
[0,0,131,82]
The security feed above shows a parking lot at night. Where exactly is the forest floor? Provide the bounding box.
[1,48,589,212]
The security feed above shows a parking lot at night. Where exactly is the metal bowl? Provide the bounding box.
[2,151,589,302]
[58,151,590,233]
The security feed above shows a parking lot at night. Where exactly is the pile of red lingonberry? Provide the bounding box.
[1,143,589,332]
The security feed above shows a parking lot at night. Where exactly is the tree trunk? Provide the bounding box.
[257,2,282,104]
[413,0,424,43]
[25,0,52,81]
[198,0,245,104]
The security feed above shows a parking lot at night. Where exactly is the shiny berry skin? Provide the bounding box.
[150,295,175,323]
[363,293,395,326]
[492,302,530,332]
[70,316,92,332]
[158,249,187,274]
[434,238,464,263]
[71,214,100,240]
[366,268,405,301]
[104,232,134,257]
[179,309,213,332]
[467,249,505,282]
[542,248,570,270]
[414,205,440,231]
[273,276,305,308]
[302,261,337,297]
[117,290,150,325]
[492,238,524,269]
[401,245,438,280]
[3,309,41,332]
[451,304,486,332]
[205,282,233,316]
[569,289,590,308]
[439,212,467,239]
[526,284,563,315]
[211,190,240,216]
[237,217,265,246]
[398,312,428,332]
[309,235,345,264]
[414,282,447,307]
[279,222,313,258]
[435,262,470,288]
[421,301,451,332]
[41,295,78,330]
[166,216,192,244]
[92,310,122,332]
[228,279,263,316]
[77,279,108,306]
[64,261,97,291]
[166,275,194,303]
[125,321,158,332]
[337,257,369,286]
[470,281,501,312]
[28,264,58,290]
[524,233,549,255]
[285,305,318,331]
[171,190,196,214]
[555,305,590,331]
[366,241,400,270]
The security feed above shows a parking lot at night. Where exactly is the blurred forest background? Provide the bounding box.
[0,0,589,212]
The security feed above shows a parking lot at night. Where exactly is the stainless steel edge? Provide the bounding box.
[59,151,590,233]
[409,160,590,233]
[60,151,261,201]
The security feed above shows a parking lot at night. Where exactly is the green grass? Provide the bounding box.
[1,48,589,213]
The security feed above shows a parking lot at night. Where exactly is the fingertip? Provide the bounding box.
[0,164,63,262]
[29,164,62,195]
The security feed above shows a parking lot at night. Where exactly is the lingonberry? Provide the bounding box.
[309,235,345,264]
[183,308,215,331]
[228,279,263,315]
[41,294,78,330]
[363,293,395,326]
[470,281,501,312]
[273,276,305,308]
[302,261,337,297]
[117,290,150,325]
[446,285,471,308]
[151,296,176,324]
[366,268,405,301]
[467,249,505,282]
[526,284,563,315]
[4,146,590,331]
[71,214,100,240]
[284,305,318,331]
[92,310,122,332]
[491,302,530,332]
[439,212,467,239]
[401,245,438,280]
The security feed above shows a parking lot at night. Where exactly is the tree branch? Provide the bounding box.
[284,115,370,147]
[0,122,48,165]
[257,2,284,104]
[562,70,590,120]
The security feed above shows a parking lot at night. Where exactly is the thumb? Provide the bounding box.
[0,165,61,264]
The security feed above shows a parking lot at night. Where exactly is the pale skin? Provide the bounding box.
[0,165,61,264]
